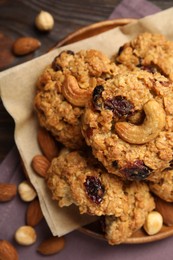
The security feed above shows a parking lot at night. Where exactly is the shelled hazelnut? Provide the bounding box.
[35,10,54,31]
[18,181,37,202]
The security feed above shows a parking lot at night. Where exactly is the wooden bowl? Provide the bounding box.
[56,18,173,244]
[56,18,136,47]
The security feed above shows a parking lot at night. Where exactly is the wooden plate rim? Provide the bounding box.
[79,224,173,244]
[56,18,136,48]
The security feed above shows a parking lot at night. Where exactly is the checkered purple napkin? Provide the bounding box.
[2,1,172,259]
[109,0,160,19]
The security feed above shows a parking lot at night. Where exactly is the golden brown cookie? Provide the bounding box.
[115,32,173,80]
[149,169,173,202]
[34,49,119,149]
[46,150,128,216]
[82,69,173,182]
[104,182,155,245]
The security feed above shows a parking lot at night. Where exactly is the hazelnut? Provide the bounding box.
[143,211,163,235]
[18,181,37,202]
[14,226,37,246]
[35,10,54,31]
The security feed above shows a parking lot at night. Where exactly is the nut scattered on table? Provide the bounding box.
[18,181,37,202]
[12,37,41,56]
[14,226,37,246]
[37,236,65,255]
[0,240,19,260]
[143,211,163,235]
[0,183,17,202]
[26,198,43,227]
[35,10,54,31]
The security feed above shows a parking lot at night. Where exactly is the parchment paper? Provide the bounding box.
[1,7,173,237]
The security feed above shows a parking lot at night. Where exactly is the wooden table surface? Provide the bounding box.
[0,0,172,162]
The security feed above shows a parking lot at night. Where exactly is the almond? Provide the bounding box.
[0,240,18,260]
[37,127,59,161]
[0,183,17,202]
[155,196,173,226]
[31,154,50,178]
[37,236,65,255]
[12,37,41,56]
[26,198,43,227]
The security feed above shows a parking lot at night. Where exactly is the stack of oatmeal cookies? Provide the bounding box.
[33,32,173,245]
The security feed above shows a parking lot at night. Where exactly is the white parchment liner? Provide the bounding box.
[1,8,173,236]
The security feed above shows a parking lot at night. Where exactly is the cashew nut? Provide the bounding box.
[61,75,92,107]
[115,100,166,144]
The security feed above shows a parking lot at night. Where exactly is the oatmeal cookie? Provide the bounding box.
[115,32,173,80]
[82,69,173,182]
[46,150,129,216]
[34,49,119,149]
[149,169,173,202]
[104,181,155,245]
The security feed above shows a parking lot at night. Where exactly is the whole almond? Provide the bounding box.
[26,199,43,227]
[155,197,173,226]
[37,128,59,161]
[12,37,41,56]
[31,154,50,178]
[37,236,65,255]
[0,240,18,260]
[0,183,17,202]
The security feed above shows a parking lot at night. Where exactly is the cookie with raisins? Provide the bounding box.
[46,150,129,216]
[82,69,173,182]
[34,49,119,149]
[115,32,173,80]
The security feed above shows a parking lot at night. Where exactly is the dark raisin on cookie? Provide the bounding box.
[112,160,118,169]
[84,176,105,204]
[120,160,152,181]
[51,50,74,71]
[66,50,75,55]
[117,45,125,56]
[92,85,104,110]
[104,95,134,118]
[51,56,62,71]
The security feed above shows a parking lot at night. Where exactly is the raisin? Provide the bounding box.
[84,176,105,204]
[92,85,104,110]
[170,160,173,167]
[139,65,158,74]
[104,95,134,118]
[51,50,74,71]
[51,56,62,71]
[85,127,94,139]
[117,45,125,56]
[112,160,118,169]
[120,160,152,181]
[66,50,75,55]
[138,62,167,77]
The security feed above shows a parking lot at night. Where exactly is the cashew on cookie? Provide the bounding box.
[34,49,119,149]
[82,69,173,182]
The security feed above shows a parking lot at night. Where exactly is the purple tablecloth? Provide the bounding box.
[2,1,173,259]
